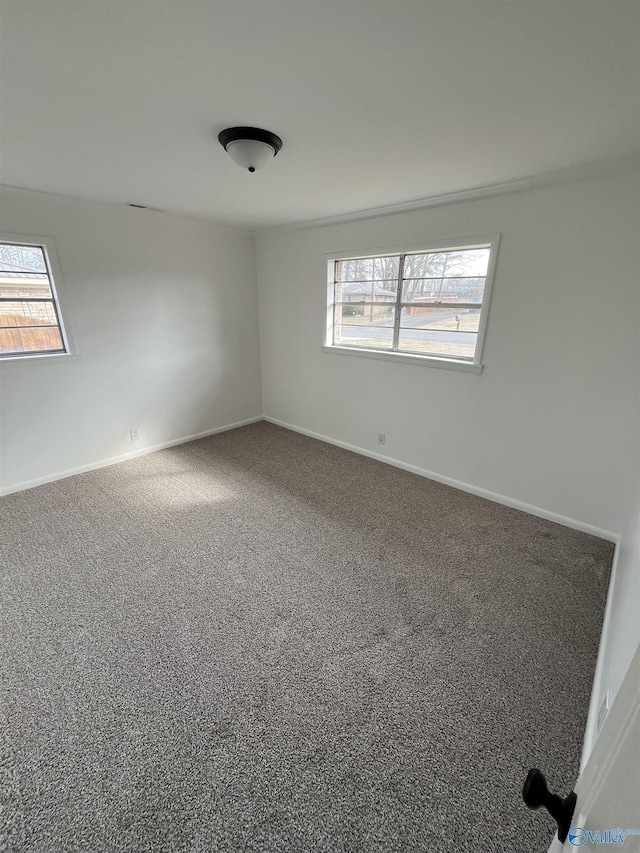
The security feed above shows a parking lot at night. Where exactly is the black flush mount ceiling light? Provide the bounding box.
[218,127,283,173]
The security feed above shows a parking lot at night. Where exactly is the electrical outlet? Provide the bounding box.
[130,428,140,442]
[377,433,386,445]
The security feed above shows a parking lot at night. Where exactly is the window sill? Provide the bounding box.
[0,351,81,369]
[321,345,483,374]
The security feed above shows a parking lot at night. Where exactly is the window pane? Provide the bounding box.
[335,327,394,349]
[0,301,58,327]
[0,243,47,273]
[403,252,448,278]
[334,309,394,349]
[336,279,397,302]
[443,248,490,277]
[397,328,477,359]
[335,255,399,282]
[402,278,485,304]
[335,257,373,281]
[0,272,52,300]
[0,326,64,354]
[373,256,400,280]
[400,306,481,332]
[336,304,395,326]
[401,278,442,300]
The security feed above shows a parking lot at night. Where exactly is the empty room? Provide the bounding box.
[1,2,639,852]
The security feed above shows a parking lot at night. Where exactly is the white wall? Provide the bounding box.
[256,169,640,538]
[582,498,640,766]
[0,188,262,491]
[2,171,637,536]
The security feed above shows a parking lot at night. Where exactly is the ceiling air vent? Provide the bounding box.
[126,203,164,212]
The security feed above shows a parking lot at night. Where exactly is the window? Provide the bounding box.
[0,237,71,360]
[324,235,499,371]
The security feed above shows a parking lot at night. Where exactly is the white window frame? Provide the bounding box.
[0,233,77,364]
[322,234,500,374]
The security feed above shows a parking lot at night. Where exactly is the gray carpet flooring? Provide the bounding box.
[1,421,613,852]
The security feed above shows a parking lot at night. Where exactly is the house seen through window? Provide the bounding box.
[326,237,499,368]
[0,239,69,359]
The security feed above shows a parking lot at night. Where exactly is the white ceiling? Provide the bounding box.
[1,1,638,230]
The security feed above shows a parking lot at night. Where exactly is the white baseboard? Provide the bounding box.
[0,415,263,497]
[264,415,618,543]
[3,411,618,545]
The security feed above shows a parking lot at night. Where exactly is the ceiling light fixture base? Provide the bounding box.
[218,126,283,173]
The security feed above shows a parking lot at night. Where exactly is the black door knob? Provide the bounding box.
[523,768,577,844]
